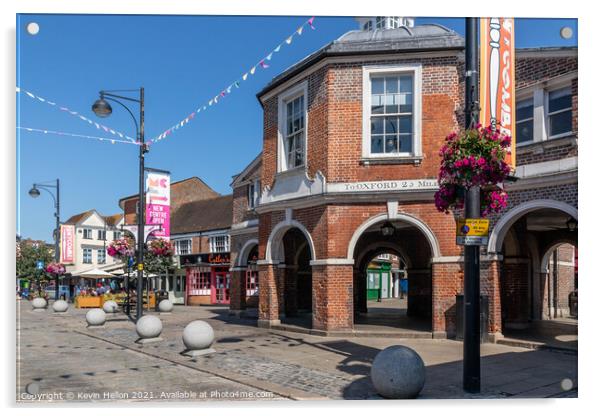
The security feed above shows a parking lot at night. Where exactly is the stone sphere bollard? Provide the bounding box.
[158,299,174,313]
[32,297,47,311]
[135,315,163,343]
[86,308,106,327]
[182,320,216,356]
[103,300,119,314]
[370,345,426,399]
[52,299,69,313]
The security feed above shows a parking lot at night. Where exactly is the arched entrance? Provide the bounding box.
[491,201,577,348]
[281,228,313,325]
[349,214,437,333]
[259,220,316,328]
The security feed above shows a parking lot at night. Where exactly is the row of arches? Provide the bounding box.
[232,200,577,342]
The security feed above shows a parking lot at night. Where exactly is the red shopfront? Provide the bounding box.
[182,253,231,306]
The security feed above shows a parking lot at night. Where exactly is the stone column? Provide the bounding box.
[257,261,281,327]
[310,261,354,332]
[228,267,247,316]
[431,259,463,339]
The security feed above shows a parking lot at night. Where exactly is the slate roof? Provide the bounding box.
[257,24,465,98]
[170,195,233,235]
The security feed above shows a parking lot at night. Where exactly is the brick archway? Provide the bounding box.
[346,212,441,261]
[349,214,436,332]
[488,199,578,254]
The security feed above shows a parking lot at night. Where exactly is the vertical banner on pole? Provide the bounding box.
[479,17,516,169]
[59,224,75,263]
[145,172,171,240]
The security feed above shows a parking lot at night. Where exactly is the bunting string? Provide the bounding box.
[150,16,316,144]
[16,87,138,143]
[17,126,140,146]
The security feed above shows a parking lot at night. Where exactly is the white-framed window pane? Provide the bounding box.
[210,235,230,253]
[371,136,384,153]
[175,239,191,255]
[385,136,398,153]
[549,111,572,137]
[548,87,571,113]
[399,134,413,153]
[516,120,534,144]
[97,249,106,264]
[547,87,572,137]
[370,73,414,155]
[113,231,121,240]
[83,248,92,264]
[516,98,534,144]
[284,94,305,169]
[516,98,534,121]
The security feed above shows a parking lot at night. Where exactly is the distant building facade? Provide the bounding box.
[62,210,124,275]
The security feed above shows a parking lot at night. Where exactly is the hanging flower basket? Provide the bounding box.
[107,237,135,259]
[45,262,66,275]
[147,238,173,257]
[435,124,512,216]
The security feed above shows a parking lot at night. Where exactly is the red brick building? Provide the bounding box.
[119,177,231,305]
[229,19,577,339]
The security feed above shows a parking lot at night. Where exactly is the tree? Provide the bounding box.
[16,240,54,280]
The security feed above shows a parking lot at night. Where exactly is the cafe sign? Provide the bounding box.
[456,218,490,246]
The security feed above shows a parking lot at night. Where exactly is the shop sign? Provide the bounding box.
[456,218,490,246]
[201,253,231,264]
[179,253,231,267]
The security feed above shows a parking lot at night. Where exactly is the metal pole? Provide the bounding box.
[136,87,146,321]
[463,16,481,394]
[553,249,559,319]
[55,178,60,301]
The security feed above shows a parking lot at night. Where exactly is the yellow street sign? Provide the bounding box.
[137,263,144,271]
[456,218,490,246]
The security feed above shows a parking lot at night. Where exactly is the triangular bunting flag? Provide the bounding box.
[259,60,269,69]
[266,53,273,61]
[274,44,281,53]
[250,66,256,75]
[297,26,303,35]
[286,36,292,44]
[308,17,315,29]
[242,73,248,81]
[234,81,240,88]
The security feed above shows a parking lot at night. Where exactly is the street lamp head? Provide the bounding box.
[92,97,112,118]
[380,221,395,237]
[28,186,40,198]
[566,217,577,232]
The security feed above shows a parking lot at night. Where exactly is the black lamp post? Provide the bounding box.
[93,88,147,321]
[463,17,482,394]
[29,179,60,300]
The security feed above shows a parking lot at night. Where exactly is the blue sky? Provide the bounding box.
[16,15,577,242]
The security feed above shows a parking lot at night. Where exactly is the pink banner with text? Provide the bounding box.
[145,172,170,239]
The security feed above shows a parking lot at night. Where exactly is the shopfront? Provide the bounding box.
[182,253,232,305]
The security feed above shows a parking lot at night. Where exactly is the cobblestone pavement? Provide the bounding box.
[16,301,578,403]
